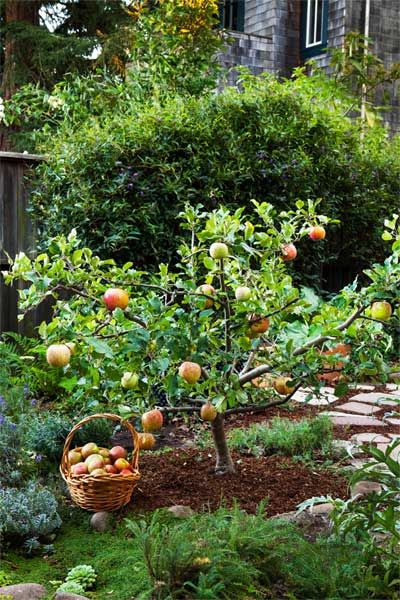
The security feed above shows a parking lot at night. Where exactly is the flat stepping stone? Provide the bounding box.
[388,433,400,440]
[337,401,382,415]
[351,433,391,444]
[386,383,400,392]
[351,384,376,391]
[349,392,399,407]
[322,412,386,426]
[351,480,382,497]
[384,417,400,426]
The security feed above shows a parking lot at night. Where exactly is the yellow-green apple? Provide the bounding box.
[90,468,107,476]
[121,371,139,389]
[209,242,229,259]
[309,226,326,240]
[109,446,128,461]
[98,448,111,460]
[103,288,129,311]
[371,301,392,321]
[86,455,105,473]
[235,286,251,301]
[273,376,293,395]
[282,243,297,261]
[114,458,130,471]
[71,462,88,476]
[196,284,216,308]
[178,361,202,384]
[46,344,71,367]
[141,409,163,432]
[68,450,82,465]
[138,432,156,450]
[81,442,99,459]
[200,402,217,421]
[248,314,269,335]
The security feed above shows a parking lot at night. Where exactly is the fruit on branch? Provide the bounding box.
[46,344,71,367]
[248,314,269,335]
[71,462,88,476]
[109,446,128,461]
[178,361,202,384]
[309,226,326,240]
[103,288,129,311]
[200,402,217,421]
[68,450,82,465]
[371,301,392,321]
[235,286,251,301]
[282,243,297,261]
[273,376,294,395]
[209,242,229,259]
[138,432,156,450]
[114,458,130,471]
[81,442,99,459]
[141,409,163,432]
[196,284,216,308]
[121,371,139,389]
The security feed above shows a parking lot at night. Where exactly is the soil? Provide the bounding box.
[128,448,348,516]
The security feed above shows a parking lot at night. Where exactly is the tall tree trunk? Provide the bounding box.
[1,0,40,149]
[211,413,235,475]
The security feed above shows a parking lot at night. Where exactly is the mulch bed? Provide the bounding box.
[128,448,348,516]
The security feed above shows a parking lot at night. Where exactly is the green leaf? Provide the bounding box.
[334,382,349,397]
[58,376,78,392]
[86,337,114,357]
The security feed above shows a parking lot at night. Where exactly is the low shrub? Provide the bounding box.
[227,415,333,459]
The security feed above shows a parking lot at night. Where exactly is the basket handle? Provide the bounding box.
[61,413,140,475]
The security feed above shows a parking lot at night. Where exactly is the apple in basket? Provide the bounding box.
[91,468,107,476]
[85,455,105,473]
[105,464,118,474]
[68,450,82,465]
[109,446,128,461]
[114,458,130,471]
[71,462,88,476]
[120,468,134,477]
[81,442,99,459]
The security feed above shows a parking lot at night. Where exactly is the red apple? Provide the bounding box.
[141,409,163,432]
[105,464,118,474]
[178,361,202,384]
[46,344,71,367]
[68,450,82,465]
[282,243,297,261]
[196,284,216,308]
[71,462,88,476]
[371,301,392,321]
[120,468,134,477]
[248,314,269,335]
[200,402,217,421]
[309,226,326,240]
[209,242,229,259]
[81,442,99,459]
[103,288,129,311]
[109,446,128,461]
[138,433,156,450]
[114,458,130,471]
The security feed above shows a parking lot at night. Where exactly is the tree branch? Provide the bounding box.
[225,383,302,415]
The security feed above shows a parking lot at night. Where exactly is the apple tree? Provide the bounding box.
[3,203,399,474]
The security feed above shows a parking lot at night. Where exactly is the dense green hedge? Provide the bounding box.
[31,73,400,289]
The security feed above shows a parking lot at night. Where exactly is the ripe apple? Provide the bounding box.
[371,301,392,321]
[105,464,118,474]
[309,226,326,241]
[68,450,82,465]
[178,361,202,384]
[103,288,129,311]
[81,442,99,459]
[120,468,134,477]
[46,344,71,367]
[109,446,128,461]
[248,314,269,335]
[90,468,107,476]
[235,286,251,301]
[114,458,130,471]
[121,371,139,389]
[209,242,229,259]
[282,243,297,262]
[71,462,88,476]
[196,284,216,308]
[98,448,111,459]
[138,432,156,450]
[273,376,293,396]
[86,455,105,473]
[141,409,163,432]
[200,402,217,421]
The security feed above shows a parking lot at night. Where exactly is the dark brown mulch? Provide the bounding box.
[128,448,348,516]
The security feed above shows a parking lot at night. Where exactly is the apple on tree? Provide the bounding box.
[282,243,297,262]
[371,301,392,321]
[46,344,71,367]
[141,409,163,432]
[309,226,326,241]
[103,288,129,311]
[178,361,202,384]
[273,376,294,396]
[121,371,139,389]
[196,284,216,308]
[235,286,251,301]
[209,242,229,259]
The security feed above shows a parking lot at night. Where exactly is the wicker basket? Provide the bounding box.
[60,413,140,512]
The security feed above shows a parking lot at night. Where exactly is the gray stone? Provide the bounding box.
[351,433,391,444]
[308,502,334,515]
[349,393,399,407]
[167,505,194,519]
[0,584,47,599]
[55,594,90,600]
[322,412,386,427]
[331,439,362,457]
[90,511,111,533]
[337,401,382,415]
[384,417,400,426]
[351,480,382,497]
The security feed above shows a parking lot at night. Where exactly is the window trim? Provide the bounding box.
[300,0,329,59]
[219,1,245,33]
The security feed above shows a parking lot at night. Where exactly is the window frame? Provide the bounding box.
[219,1,245,33]
[300,0,329,59]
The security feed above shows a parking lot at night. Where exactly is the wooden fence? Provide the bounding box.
[0,151,44,335]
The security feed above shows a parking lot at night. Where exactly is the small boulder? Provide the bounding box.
[167,505,194,518]
[0,583,47,599]
[55,593,90,600]
[90,511,111,532]
[351,480,381,498]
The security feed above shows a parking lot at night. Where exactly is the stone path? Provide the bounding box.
[292,383,400,460]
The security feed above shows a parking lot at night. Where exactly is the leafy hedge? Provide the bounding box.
[31,71,400,289]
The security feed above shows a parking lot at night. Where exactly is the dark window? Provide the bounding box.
[219,1,245,32]
[300,0,329,58]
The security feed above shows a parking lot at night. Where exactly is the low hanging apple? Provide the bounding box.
[273,376,293,396]
[209,242,229,259]
[248,314,269,335]
[309,225,326,240]
[200,402,217,421]
[371,301,392,321]
[141,409,163,432]
[235,286,251,301]
[121,371,139,389]
[178,361,202,384]
[46,343,71,367]
[282,243,297,262]
[196,284,216,308]
[103,288,129,311]
[138,432,156,450]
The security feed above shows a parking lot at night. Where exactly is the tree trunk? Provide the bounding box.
[211,413,235,475]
